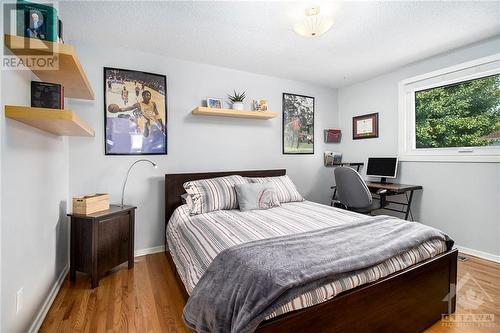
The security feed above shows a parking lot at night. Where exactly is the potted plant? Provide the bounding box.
[228,90,246,110]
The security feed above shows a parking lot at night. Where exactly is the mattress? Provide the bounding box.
[166,201,446,320]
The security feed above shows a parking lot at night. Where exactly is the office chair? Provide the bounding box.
[333,167,387,214]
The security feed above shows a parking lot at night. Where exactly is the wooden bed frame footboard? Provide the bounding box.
[164,169,458,333]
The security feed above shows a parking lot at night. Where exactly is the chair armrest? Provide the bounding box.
[376,189,388,195]
[330,186,337,190]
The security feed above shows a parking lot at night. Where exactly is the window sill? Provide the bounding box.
[399,154,500,163]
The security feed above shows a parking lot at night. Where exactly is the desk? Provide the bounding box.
[366,182,423,221]
[326,162,363,172]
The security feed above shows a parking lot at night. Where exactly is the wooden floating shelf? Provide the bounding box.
[4,34,94,100]
[5,105,94,137]
[192,107,277,119]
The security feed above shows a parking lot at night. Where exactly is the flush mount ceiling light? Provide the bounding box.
[293,6,333,37]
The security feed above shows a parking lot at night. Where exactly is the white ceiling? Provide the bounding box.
[59,1,500,88]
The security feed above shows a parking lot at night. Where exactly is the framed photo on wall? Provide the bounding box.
[353,112,379,139]
[282,93,314,154]
[104,67,167,155]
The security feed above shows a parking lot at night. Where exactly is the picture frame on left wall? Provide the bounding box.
[283,93,314,154]
[104,67,167,155]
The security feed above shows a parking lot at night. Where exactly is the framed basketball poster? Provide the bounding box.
[104,67,167,155]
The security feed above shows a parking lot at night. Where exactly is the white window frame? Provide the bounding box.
[398,54,500,163]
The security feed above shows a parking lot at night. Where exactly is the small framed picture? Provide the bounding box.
[207,97,223,109]
[353,113,379,139]
[253,99,268,112]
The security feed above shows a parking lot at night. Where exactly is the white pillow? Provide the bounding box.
[234,183,281,212]
[247,175,303,203]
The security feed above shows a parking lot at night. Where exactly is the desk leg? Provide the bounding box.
[331,188,337,206]
[380,193,387,208]
[405,190,415,220]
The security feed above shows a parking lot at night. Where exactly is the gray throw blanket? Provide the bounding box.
[183,215,453,333]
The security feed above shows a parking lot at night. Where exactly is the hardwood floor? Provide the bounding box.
[40,252,499,333]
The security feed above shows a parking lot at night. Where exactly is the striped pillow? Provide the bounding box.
[183,175,247,215]
[247,175,303,203]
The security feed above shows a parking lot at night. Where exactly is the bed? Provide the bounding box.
[164,169,458,333]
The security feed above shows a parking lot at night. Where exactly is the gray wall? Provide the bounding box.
[1,63,70,332]
[67,42,338,253]
[337,37,500,258]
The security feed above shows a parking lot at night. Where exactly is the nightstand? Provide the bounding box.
[68,205,136,288]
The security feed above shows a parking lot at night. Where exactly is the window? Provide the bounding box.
[399,54,500,162]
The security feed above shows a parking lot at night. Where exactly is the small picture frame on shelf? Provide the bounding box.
[253,99,268,112]
[353,112,379,139]
[31,81,64,109]
[207,97,223,109]
[17,1,58,42]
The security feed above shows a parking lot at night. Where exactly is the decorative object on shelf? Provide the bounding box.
[16,0,58,41]
[57,17,64,43]
[206,97,223,109]
[228,90,246,110]
[283,93,314,154]
[192,107,277,119]
[293,6,333,38]
[31,81,64,109]
[104,67,167,155]
[353,112,379,139]
[253,99,268,112]
[72,193,109,215]
[121,159,157,206]
[324,151,334,166]
[324,151,342,166]
[333,152,342,163]
[324,128,341,143]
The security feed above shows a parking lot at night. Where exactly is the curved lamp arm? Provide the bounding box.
[121,159,157,207]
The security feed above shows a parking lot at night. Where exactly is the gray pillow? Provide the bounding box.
[234,183,281,212]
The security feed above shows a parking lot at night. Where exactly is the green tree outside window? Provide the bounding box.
[415,74,500,148]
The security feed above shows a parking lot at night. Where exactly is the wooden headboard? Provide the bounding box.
[164,168,286,230]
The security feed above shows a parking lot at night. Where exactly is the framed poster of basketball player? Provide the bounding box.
[104,67,167,155]
[282,93,314,154]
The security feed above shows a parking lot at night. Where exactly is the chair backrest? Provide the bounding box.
[334,167,372,208]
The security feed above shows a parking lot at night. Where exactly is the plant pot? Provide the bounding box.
[232,102,244,110]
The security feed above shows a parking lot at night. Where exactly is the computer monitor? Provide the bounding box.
[366,157,399,183]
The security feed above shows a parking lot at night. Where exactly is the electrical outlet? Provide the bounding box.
[16,288,23,314]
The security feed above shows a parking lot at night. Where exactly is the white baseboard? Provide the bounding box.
[134,245,165,257]
[456,245,500,263]
[28,265,69,333]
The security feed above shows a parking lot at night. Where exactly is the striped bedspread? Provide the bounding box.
[166,201,447,320]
